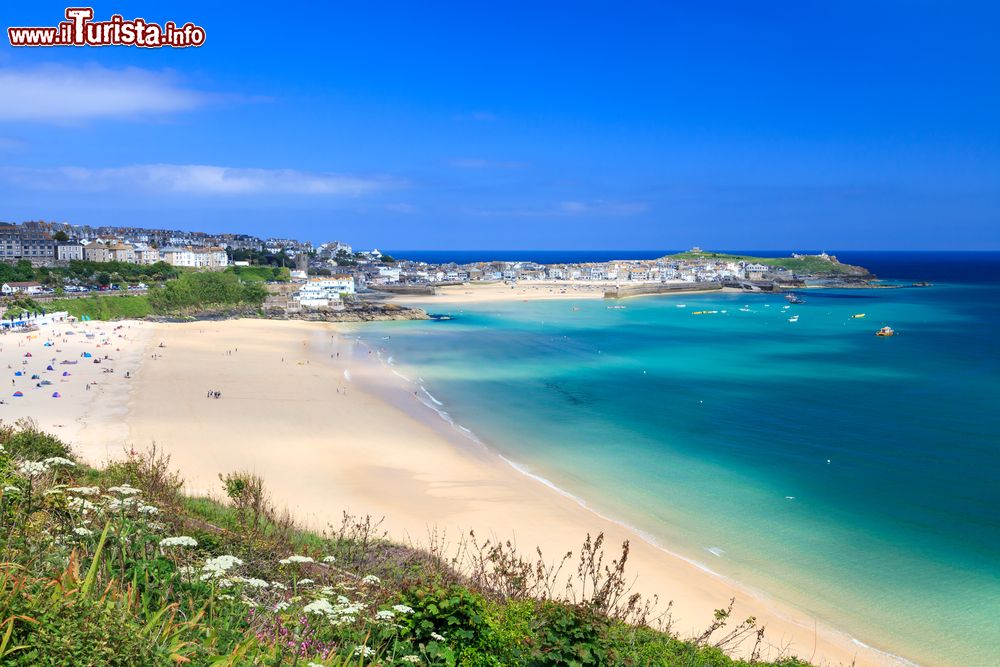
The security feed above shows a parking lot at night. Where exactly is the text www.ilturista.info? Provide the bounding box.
[7,7,205,48]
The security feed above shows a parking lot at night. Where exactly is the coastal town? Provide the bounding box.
[0,220,875,314]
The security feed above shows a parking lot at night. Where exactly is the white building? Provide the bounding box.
[56,243,84,262]
[1,281,43,295]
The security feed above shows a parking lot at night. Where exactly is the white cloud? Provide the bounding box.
[0,164,397,196]
[0,64,207,122]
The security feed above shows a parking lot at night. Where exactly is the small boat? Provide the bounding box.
[788,315,799,322]
[851,313,866,319]
[739,307,751,312]
[875,326,895,337]
[692,310,718,315]
[676,304,686,308]
[911,281,932,287]
[785,294,805,304]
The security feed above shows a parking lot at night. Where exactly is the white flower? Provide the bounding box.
[279,555,314,565]
[298,578,314,586]
[401,657,421,664]
[322,555,336,563]
[236,577,269,588]
[353,646,375,658]
[43,488,64,496]
[159,536,198,548]
[273,601,290,611]
[73,527,92,536]
[337,595,350,604]
[430,632,446,642]
[308,663,325,667]
[43,457,75,468]
[2,485,20,494]
[392,604,414,614]
[138,504,159,515]
[303,599,336,616]
[218,593,234,601]
[107,484,140,496]
[67,486,100,496]
[17,461,48,477]
[361,574,380,585]
[201,554,243,579]
[375,609,395,621]
[0,443,5,454]
[67,497,97,512]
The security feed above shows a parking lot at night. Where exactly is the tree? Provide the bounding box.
[96,272,112,287]
[51,230,69,243]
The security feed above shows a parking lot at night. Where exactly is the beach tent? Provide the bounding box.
[83,352,92,358]
[51,392,60,398]
[12,391,22,397]
[24,353,31,357]
[62,371,71,376]
[46,365,54,371]
[43,342,53,347]
[14,371,22,376]
[30,374,39,380]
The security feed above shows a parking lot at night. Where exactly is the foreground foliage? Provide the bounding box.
[0,424,812,666]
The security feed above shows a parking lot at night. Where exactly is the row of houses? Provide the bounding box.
[55,240,228,269]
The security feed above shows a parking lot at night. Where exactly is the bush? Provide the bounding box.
[400,584,491,651]
[0,419,72,460]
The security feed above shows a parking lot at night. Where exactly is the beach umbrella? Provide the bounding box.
[51,392,60,398]
[46,365,54,370]
[24,353,31,357]
[12,391,22,397]
[62,371,70,376]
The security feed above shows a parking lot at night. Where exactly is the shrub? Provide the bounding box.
[0,419,72,460]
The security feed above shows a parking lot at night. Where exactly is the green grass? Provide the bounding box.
[0,426,816,666]
[665,251,869,275]
[48,294,154,320]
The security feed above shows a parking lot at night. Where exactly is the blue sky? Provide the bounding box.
[0,1,997,249]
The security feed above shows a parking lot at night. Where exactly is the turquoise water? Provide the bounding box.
[355,281,999,666]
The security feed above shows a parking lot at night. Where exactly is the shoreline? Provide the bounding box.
[0,316,916,666]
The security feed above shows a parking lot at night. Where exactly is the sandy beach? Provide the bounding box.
[0,314,906,666]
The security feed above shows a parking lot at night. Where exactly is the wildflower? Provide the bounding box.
[353,646,375,658]
[17,461,48,477]
[322,555,336,563]
[361,574,380,585]
[279,555,314,565]
[273,601,290,611]
[375,609,395,621]
[159,536,198,548]
[218,593,234,601]
[308,663,325,667]
[401,657,421,664]
[236,576,269,588]
[73,527,93,536]
[201,554,243,579]
[298,578,314,586]
[303,599,336,616]
[337,595,350,604]
[138,504,159,515]
[392,604,414,614]
[43,488,65,496]
[430,632,446,642]
[67,486,100,496]
[67,497,97,512]
[107,484,140,496]
[0,443,5,454]
[43,457,75,468]
[2,486,20,494]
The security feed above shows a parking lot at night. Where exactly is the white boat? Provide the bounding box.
[788,315,799,322]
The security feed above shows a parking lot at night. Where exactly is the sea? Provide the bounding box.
[361,251,1000,667]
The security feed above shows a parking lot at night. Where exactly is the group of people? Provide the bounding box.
[206,389,223,399]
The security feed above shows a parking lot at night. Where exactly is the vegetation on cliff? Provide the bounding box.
[0,422,813,666]
[664,251,871,277]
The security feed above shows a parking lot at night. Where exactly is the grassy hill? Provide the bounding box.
[0,422,813,666]
[664,251,871,277]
